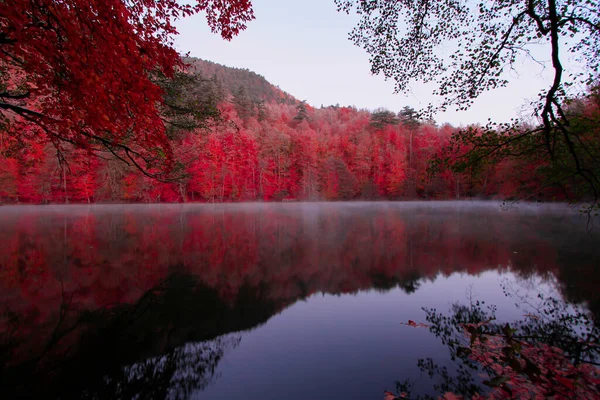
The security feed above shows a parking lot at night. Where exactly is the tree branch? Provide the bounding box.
[0,91,31,100]
[0,102,45,118]
[526,0,550,35]
[559,16,600,32]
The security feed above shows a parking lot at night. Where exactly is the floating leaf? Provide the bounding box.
[401,320,429,328]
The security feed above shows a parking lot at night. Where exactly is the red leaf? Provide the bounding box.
[554,375,575,390]
[401,320,429,328]
[384,391,395,400]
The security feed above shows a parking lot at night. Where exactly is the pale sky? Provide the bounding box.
[174,0,571,126]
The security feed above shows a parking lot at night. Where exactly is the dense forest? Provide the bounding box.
[3,57,595,204]
[2,0,599,208]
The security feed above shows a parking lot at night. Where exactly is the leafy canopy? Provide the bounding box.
[0,0,254,174]
[335,0,598,113]
[336,0,600,207]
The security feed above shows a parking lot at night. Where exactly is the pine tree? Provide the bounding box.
[233,86,254,120]
[398,106,421,130]
[370,108,399,129]
[294,101,309,122]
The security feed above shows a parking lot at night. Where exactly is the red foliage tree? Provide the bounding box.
[0,0,254,173]
[3,74,587,204]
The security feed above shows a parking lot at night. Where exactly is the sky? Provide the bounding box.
[174,0,570,126]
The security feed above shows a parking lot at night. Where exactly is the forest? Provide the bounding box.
[2,56,597,204]
[1,1,599,206]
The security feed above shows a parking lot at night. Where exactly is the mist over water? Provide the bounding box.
[0,201,598,399]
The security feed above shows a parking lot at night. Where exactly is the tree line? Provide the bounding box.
[3,91,590,203]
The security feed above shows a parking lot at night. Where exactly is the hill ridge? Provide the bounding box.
[184,57,298,106]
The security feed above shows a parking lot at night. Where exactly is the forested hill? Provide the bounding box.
[2,55,593,204]
[184,57,298,105]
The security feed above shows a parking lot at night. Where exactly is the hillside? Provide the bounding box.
[184,57,298,105]
[2,57,590,204]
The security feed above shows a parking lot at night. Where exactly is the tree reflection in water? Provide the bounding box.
[0,203,598,398]
[393,288,600,399]
[112,336,240,400]
[0,273,270,399]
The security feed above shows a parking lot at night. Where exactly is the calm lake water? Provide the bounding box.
[0,201,598,399]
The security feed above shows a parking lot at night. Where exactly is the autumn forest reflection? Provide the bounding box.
[0,202,598,399]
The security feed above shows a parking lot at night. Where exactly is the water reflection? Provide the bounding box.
[1,272,274,399]
[394,291,600,399]
[0,202,598,398]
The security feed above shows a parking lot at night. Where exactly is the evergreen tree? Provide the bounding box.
[256,100,267,122]
[370,108,399,129]
[294,101,309,121]
[398,106,421,130]
[232,86,254,120]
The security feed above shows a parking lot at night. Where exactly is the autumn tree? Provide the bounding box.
[336,0,600,209]
[2,53,566,204]
[0,0,255,177]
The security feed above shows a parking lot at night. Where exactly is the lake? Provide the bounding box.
[0,201,598,399]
